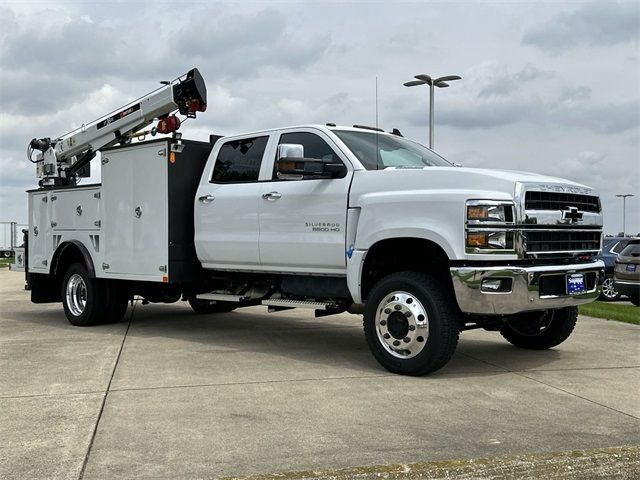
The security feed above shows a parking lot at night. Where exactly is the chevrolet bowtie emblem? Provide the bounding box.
[561,206,583,223]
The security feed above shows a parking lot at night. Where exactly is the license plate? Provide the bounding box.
[567,273,586,295]
[627,264,637,272]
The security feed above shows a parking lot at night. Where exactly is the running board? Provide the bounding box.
[196,293,248,303]
[262,299,334,310]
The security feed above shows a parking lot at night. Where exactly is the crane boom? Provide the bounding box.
[29,68,207,187]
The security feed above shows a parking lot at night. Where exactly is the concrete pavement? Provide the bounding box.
[1,268,638,479]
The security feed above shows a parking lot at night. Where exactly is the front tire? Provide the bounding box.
[500,307,578,350]
[363,271,460,376]
[599,275,620,301]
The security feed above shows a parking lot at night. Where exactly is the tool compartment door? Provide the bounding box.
[102,142,168,279]
[28,192,51,272]
[51,187,101,230]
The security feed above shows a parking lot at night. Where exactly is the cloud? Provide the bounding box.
[0,7,332,116]
[478,63,550,98]
[558,85,591,103]
[394,59,637,135]
[522,1,640,52]
[174,9,331,78]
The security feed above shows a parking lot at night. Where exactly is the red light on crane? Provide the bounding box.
[156,114,181,134]
[188,99,206,114]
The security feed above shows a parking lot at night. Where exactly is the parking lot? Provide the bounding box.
[1,268,638,479]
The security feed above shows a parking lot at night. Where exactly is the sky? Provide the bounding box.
[0,0,638,234]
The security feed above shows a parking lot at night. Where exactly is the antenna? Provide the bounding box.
[375,76,379,170]
[375,76,379,130]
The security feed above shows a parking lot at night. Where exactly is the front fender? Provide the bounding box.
[352,193,466,259]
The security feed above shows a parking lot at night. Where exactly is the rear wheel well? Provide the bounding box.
[52,242,95,279]
[30,242,96,304]
[48,242,96,300]
[361,238,451,301]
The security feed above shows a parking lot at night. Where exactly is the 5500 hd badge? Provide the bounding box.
[306,222,341,233]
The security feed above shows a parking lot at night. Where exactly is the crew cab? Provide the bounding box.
[15,124,605,375]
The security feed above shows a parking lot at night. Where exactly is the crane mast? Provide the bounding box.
[28,68,207,188]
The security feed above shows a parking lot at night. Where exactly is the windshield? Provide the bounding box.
[334,130,452,170]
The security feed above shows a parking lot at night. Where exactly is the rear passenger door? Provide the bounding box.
[194,135,271,269]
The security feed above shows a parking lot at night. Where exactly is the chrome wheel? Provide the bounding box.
[375,291,429,359]
[65,273,87,317]
[601,276,618,300]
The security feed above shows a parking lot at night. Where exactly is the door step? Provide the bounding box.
[262,299,334,310]
[196,293,248,303]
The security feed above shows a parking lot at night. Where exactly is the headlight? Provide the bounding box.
[466,231,514,250]
[466,201,514,224]
[466,200,516,254]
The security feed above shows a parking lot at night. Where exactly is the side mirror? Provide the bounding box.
[276,143,346,179]
[277,144,304,160]
[277,158,344,179]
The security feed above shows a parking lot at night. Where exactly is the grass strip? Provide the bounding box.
[579,301,639,325]
[222,445,639,480]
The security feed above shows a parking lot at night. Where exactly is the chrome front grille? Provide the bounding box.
[524,230,601,254]
[524,191,601,213]
[515,184,604,257]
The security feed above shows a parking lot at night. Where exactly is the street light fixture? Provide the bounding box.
[404,73,461,149]
[615,193,634,236]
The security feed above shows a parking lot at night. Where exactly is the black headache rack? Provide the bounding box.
[166,138,214,283]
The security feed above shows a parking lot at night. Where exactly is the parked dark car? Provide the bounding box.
[614,240,640,306]
[597,236,639,300]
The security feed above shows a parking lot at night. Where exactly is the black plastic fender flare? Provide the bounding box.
[52,240,97,278]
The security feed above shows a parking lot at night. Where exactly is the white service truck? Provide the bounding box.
[15,68,605,375]
[1,222,27,258]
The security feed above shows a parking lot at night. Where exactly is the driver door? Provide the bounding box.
[258,129,352,274]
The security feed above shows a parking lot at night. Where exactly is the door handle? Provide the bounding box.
[262,192,282,200]
[198,194,215,203]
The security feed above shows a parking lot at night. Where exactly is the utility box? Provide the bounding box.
[101,139,212,282]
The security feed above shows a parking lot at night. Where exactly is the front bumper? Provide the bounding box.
[450,260,604,315]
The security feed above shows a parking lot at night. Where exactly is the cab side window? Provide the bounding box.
[273,132,345,179]
[211,136,268,183]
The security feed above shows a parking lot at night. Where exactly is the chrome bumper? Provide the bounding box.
[450,260,604,315]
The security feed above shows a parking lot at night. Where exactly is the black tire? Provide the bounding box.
[105,285,129,323]
[61,263,109,326]
[599,275,620,301]
[500,307,578,350]
[3,250,11,258]
[630,295,640,307]
[363,271,460,376]
[188,297,237,314]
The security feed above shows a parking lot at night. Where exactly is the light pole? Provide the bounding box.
[616,193,634,236]
[404,73,461,149]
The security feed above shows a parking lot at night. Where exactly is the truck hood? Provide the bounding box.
[349,167,597,206]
